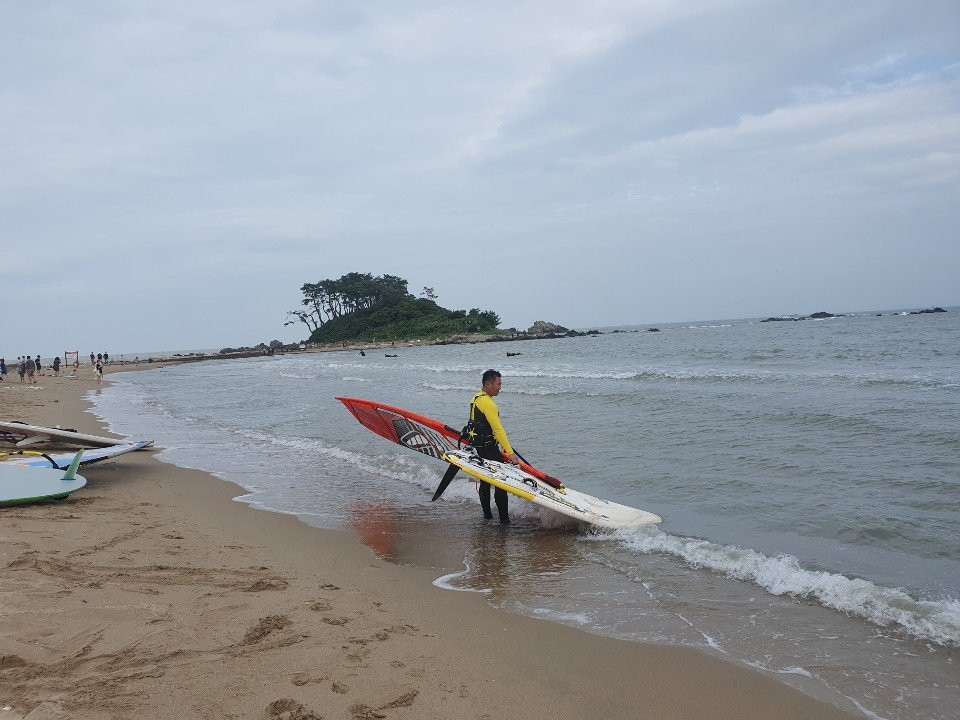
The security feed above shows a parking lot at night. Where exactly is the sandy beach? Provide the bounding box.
[0,366,860,720]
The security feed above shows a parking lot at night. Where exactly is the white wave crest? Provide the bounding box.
[421,383,474,392]
[604,526,960,647]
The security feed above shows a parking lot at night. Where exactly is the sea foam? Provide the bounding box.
[600,526,960,648]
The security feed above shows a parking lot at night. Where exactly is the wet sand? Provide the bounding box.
[0,367,860,719]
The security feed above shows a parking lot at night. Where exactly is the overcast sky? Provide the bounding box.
[2,1,958,356]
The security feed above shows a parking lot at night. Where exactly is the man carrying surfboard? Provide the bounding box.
[464,369,520,523]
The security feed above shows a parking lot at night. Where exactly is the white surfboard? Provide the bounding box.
[0,421,149,449]
[0,456,87,505]
[0,440,154,469]
[443,449,661,529]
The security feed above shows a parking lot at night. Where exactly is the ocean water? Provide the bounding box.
[89,310,960,719]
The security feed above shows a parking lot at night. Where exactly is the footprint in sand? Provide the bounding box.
[348,692,418,720]
[290,673,328,687]
[380,690,418,709]
[349,704,385,720]
[241,615,292,645]
[242,579,289,592]
[322,616,350,626]
[264,698,321,719]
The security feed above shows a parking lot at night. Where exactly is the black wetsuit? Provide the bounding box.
[468,394,510,523]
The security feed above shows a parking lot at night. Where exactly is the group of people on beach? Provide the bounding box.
[0,355,61,383]
[90,352,109,382]
[0,351,110,383]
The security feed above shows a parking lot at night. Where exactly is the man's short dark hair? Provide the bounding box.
[482,369,501,385]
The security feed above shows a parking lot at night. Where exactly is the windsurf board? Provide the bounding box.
[0,440,154,469]
[0,421,151,449]
[443,449,661,528]
[336,397,661,529]
[0,457,87,506]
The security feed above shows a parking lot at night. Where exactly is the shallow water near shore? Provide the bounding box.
[90,310,959,720]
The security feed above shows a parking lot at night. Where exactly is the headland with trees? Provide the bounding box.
[284,272,505,343]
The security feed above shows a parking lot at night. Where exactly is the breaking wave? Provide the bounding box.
[597,526,960,648]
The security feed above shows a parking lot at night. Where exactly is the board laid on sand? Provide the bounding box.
[0,421,151,449]
[336,397,661,529]
[0,451,86,506]
[0,440,154,469]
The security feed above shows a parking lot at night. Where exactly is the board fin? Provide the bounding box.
[431,463,461,501]
[61,450,84,481]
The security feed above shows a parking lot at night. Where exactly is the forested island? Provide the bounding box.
[285,272,505,343]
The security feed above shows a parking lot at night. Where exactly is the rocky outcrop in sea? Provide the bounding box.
[760,311,841,323]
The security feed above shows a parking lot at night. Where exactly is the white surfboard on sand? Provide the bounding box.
[0,451,87,505]
[0,421,150,449]
[0,440,154,469]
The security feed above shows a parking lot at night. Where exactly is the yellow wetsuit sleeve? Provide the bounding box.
[474,393,514,455]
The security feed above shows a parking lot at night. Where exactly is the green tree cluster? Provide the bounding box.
[286,272,501,342]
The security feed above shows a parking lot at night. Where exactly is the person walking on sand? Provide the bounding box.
[35,355,42,376]
[90,352,95,366]
[0,357,6,381]
[18,357,26,383]
[25,355,36,383]
[463,369,520,524]
[53,355,61,376]
[95,357,103,383]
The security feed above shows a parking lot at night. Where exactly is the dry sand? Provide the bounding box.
[0,366,860,719]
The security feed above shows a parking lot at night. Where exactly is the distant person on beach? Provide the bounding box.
[53,356,61,376]
[103,351,109,364]
[18,358,26,383]
[25,356,36,383]
[464,369,520,524]
[35,355,42,376]
[90,352,95,366]
[95,358,103,383]
[0,357,6,380]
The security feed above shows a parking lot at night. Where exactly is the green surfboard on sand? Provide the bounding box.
[0,450,86,505]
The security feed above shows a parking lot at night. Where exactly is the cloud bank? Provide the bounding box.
[2,0,958,352]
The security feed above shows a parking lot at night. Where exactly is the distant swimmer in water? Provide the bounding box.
[506,352,522,357]
[385,354,398,358]
[359,349,366,357]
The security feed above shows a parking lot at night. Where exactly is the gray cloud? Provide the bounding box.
[2,0,958,356]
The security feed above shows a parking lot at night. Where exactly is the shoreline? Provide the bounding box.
[1,371,860,719]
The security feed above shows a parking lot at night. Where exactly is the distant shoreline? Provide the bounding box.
[94,304,954,373]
